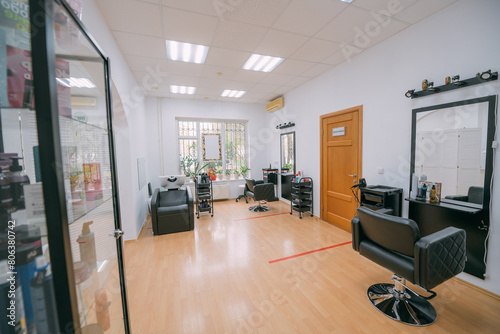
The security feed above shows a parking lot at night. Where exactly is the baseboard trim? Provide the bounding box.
[453,277,500,301]
[124,213,149,243]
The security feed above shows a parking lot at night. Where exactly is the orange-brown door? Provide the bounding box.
[320,106,362,232]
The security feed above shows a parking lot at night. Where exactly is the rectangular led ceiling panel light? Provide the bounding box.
[221,90,246,98]
[170,85,196,95]
[242,54,284,72]
[166,40,209,64]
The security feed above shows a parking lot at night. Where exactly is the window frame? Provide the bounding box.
[176,117,249,177]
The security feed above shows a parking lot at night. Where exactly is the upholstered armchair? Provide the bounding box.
[445,186,483,205]
[351,206,466,326]
[245,178,278,212]
[151,187,194,235]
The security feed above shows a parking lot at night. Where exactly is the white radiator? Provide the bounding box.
[189,184,230,200]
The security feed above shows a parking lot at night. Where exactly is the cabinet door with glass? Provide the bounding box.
[1,0,129,332]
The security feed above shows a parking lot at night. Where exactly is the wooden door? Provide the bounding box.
[320,106,362,232]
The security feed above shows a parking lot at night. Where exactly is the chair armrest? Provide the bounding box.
[351,216,362,252]
[414,227,466,290]
[151,188,160,235]
[253,183,275,201]
[186,186,194,230]
[255,180,265,185]
[375,208,393,215]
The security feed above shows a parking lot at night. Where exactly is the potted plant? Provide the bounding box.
[189,161,208,182]
[224,169,231,180]
[180,155,195,177]
[233,170,240,179]
[240,165,250,178]
[215,167,223,180]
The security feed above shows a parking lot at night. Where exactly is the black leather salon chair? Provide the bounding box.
[351,206,466,326]
[151,187,194,235]
[245,178,278,212]
[445,186,483,205]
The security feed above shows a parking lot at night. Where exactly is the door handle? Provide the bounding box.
[348,174,357,177]
[109,229,124,239]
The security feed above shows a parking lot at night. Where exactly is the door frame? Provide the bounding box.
[319,105,363,223]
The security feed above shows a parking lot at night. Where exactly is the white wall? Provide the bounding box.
[145,97,270,198]
[268,0,500,294]
[83,0,149,240]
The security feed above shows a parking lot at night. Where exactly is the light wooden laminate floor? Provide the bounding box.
[124,200,500,334]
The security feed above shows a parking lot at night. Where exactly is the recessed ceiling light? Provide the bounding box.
[242,54,284,73]
[166,40,209,64]
[340,0,354,4]
[170,85,196,95]
[221,90,246,98]
[56,77,96,88]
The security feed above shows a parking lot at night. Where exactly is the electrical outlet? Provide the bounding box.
[377,167,384,174]
[492,141,498,149]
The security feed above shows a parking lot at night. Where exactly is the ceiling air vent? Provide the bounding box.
[266,97,284,113]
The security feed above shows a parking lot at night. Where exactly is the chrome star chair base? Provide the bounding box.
[367,275,437,326]
[248,201,270,212]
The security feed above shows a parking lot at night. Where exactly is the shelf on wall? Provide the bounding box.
[408,72,498,99]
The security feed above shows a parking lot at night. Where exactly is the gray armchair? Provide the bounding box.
[351,206,466,326]
[245,178,278,212]
[445,186,483,205]
[151,187,194,235]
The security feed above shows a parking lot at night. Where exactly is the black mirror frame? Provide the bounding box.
[409,95,497,226]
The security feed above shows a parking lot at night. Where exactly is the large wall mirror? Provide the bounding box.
[280,131,295,174]
[410,95,497,222]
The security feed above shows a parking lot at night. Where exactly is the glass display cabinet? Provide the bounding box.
[0,0,129,332]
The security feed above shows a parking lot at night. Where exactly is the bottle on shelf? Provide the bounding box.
[430,184,437,203]
[0,259,27,334]
[0,166,13,214]
[76,221,97,270]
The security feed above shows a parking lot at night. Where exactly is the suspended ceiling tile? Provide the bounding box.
[232,69,268,83]
[315,5,377,44]
[352,0,416,13]
[166,61,204,77]
[96,0,162,37]
[197,77,231,90]
[204,47,251,68]
[301,63,333,78]
[195,86,224,96]
[393,0,458,25]
[166,75,200,87]
[201,65,238,80]
[114,31,166,58]
[162,8,219,45]
[125,55,167,73]
[273,59,315,76]
[272,0,347,36]
[243,91,271,100]
[321,50,349,66]
[225,81,256,91]
[260,73,294,86]
[249,83,281,93]
[362,19,409,50]
[162,0,219,16]
[220,0,291,27]
[253,29,309,58]
[286,76,311,88]
[195,95,219,101]
[234,98,260,104]
[212,20,268,52]
[290,38,341,63]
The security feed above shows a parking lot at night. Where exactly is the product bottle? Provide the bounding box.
[411,173,419,199]
[30,256,60,334]
[95,288,111,331]
[77,221,97,270]
[0,260,27,334]
[6,157,30,210]
[421,182,428,201]
[0,166,13,213]
[430,184,437,203]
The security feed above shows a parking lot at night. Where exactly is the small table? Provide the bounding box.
[236,184,248,203]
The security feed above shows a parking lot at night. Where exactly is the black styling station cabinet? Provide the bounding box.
[0,1,130,333]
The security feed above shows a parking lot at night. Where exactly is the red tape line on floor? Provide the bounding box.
[234,212,290,221]
[268,241,352,264]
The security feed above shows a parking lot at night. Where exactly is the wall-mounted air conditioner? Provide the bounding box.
[266,97,284,112]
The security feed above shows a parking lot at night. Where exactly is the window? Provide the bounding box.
[177,119,248,177]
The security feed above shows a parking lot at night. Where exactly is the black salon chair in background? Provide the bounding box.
[445,186,483,205]
[351,206,466,326]
[245,178,278,212]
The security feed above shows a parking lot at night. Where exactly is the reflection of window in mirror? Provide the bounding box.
[281,132,295,174]
[413,100,490,201]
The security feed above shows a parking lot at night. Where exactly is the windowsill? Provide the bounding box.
[185,178,246,184]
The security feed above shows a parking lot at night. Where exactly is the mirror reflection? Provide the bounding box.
[414,101,489,203]
[281,131,295,174]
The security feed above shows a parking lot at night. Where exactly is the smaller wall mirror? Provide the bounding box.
[202,133,221,161]
[281,131,295,174]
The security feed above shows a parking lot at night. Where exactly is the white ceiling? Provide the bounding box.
[95,0,458,104]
